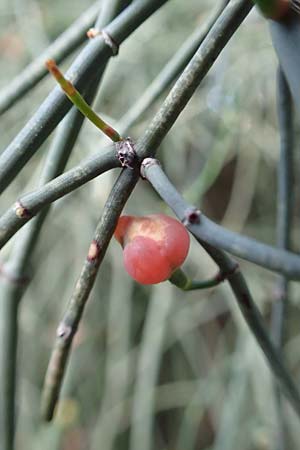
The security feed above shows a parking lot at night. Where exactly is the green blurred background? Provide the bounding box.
[1,1,300,449]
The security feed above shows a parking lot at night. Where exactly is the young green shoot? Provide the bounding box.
[46,59,122,142]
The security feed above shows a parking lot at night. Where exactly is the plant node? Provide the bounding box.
[87,28,119,55]
[14,201,32,219]
[140,157,160,179]
[182,207,201,225]
[116,138,137,169]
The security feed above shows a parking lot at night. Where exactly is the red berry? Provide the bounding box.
[114,214,190,285]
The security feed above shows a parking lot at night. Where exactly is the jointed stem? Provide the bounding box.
[41,167,139,421]
[141,158,300,418]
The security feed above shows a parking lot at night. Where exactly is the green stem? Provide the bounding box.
[0,276,20,450]
[46,60,122,142]
[169,268,222,291]
[41,167,139,421]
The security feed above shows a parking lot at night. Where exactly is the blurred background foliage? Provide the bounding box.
[1,0,300,449]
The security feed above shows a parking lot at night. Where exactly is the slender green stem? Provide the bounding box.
[271,66,294,450]
[141,158,300,418]
[169,267,223,291]
[41,167,139,421]
[273,66,294,345]
[46,60,122,142]
[0,279,20,450]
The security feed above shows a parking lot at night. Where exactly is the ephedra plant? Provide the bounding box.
[1,0,300,449]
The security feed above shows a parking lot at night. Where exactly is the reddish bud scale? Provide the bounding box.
[105,126,119,141]
[46,59,76,96]
[114,214,190,285]
[45,59,60,78]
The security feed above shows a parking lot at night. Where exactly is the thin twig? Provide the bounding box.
[272,68,294,343]
[169,267,226,291]
[0,1,100,116]
[141,158,300,418]
[46,59,122,142]
[271,66,294,450]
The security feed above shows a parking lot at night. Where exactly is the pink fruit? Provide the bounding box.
[114,214,190,285]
